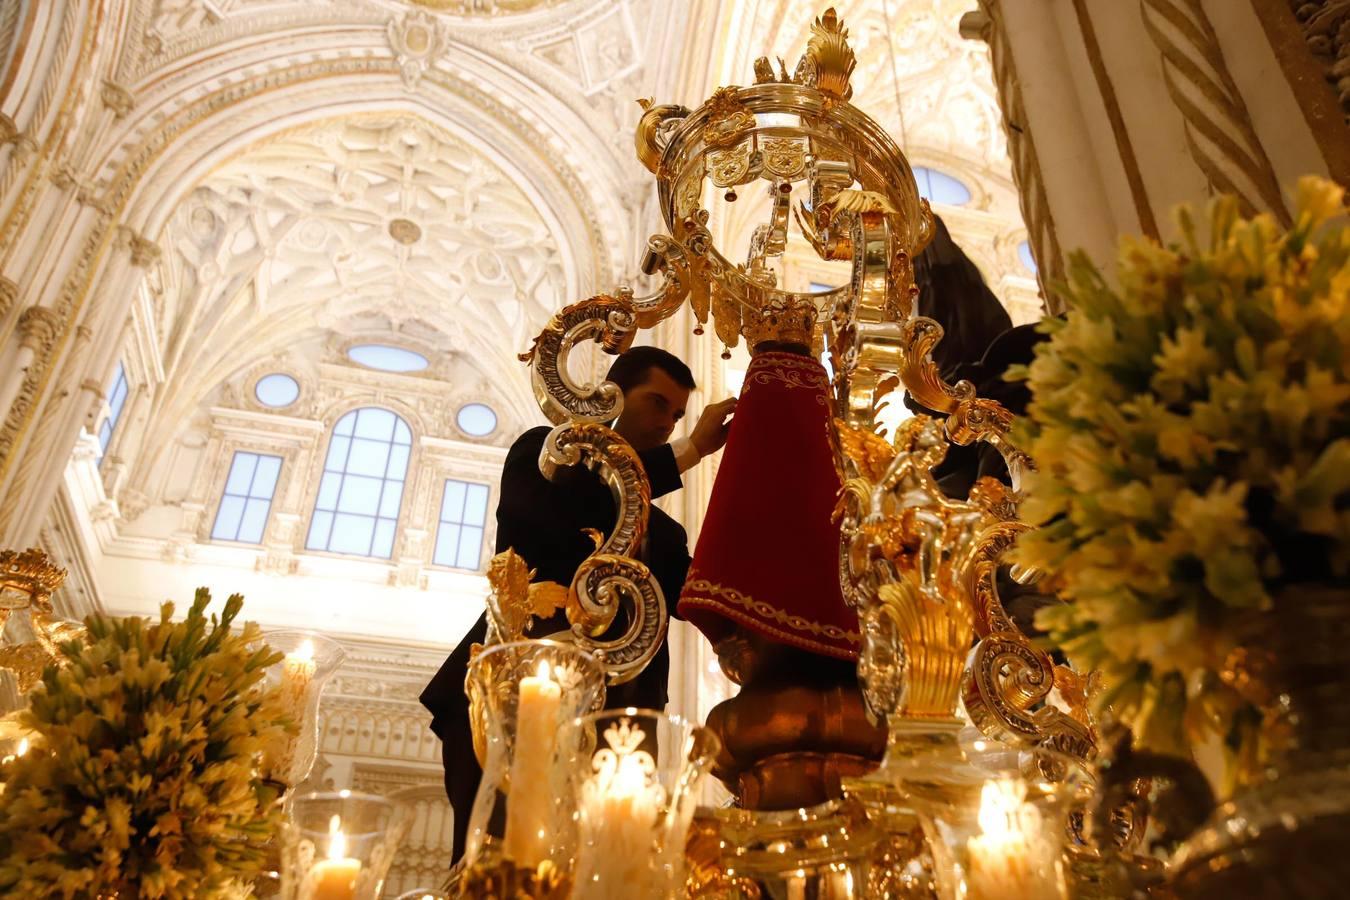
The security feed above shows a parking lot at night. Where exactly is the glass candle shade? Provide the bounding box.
[261,631,346,789]
[281,790,408,900]
[461,640,606,892]
[905,743,1088,900]
[569,708,720,899]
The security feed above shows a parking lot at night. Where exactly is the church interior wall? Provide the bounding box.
[11,0,1333,890]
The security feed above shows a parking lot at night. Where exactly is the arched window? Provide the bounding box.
[97,362,129,461]
[306,407,412,559]
[912,166,972,207]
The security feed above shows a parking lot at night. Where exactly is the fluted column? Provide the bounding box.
[962,0,1338,280]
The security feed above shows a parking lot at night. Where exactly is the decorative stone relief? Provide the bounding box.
[116,225,162,267]
[387,10,449,89]
[100,79,135,118]
[17,306,62,353]
[0,277,16,318]
[1290,0,1350,118]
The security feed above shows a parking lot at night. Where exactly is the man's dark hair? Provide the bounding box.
[605,345,696,393]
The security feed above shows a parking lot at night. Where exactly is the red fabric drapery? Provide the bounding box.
[678,352,861,661]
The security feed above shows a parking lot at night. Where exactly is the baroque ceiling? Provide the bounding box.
[107,0,1035,498]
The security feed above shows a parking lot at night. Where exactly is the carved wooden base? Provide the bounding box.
[703,643,886,810]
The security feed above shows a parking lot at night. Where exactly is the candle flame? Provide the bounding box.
[976,778,1027,840]
[614,752,646,795]
[535,659,551,681]
[326,813,347,860]
[15,738,28,757]
[291,639,316,663]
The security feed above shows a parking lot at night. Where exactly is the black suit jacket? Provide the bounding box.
[419,425,691,863]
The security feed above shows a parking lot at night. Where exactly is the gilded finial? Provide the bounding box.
[797,7,855,102]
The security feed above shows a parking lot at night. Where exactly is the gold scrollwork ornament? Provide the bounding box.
[519,295,638,425]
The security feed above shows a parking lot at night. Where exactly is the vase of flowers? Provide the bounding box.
[1012,177,1350,897]
[0,589,296,899]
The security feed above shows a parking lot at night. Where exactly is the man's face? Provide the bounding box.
[614,367,691,451]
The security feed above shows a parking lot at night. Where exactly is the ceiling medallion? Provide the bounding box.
[388,218,423,245]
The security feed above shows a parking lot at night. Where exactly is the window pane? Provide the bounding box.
[212,451,282,544]
[336,475,381,514]
[107,365,128,421]
[347,344,429,373]
[212,496,245,541]
[1017,240,1038,274]
[434,524,462,567]
[378,483,404,519]
[464,484,489,526]
[354,407,396,440]
[440,481,467,522]
[98,363,129,460]
[456,525,484,569]
[329,513,375,555]
[308,407,412,558]
[386,444,410,480]
[372,519,397,559]
[912,165,971,206]
[315,472,341,510]
[307,510,334,549]
[435,478,491,570]
[456,403,498,437]
[325,436,351,469]
[237,498,270,543]
[253,455,282,495]
[346,438,390,477]
[255,373,300,408]
[225,453,258,496]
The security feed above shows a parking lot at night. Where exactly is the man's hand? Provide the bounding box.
[689,397,737,458]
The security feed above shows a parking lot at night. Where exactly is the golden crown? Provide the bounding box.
[0,547,66,610]
[740,291,820,351]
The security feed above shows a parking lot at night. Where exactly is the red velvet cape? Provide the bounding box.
[678,352,861,660]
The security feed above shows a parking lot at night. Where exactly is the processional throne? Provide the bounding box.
[464,9,1167,897]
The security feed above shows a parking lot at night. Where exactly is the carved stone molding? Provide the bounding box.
[16,306,62,353]
[115,224,161,267]
[49,164,114,216]
[0,277,16,318]
[100,79,135,118]
[966,2,1065,312]
[1142,0,1292,224]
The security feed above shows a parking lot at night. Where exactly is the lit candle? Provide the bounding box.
[1,737,29,765]
[0,737,29,795]
[576,748,661,895]
[502,660,562,867]
[308,814,361,900]
[267,639,317,783]
[966,779,1062,900]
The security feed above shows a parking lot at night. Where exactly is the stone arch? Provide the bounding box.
[0,19,643,541]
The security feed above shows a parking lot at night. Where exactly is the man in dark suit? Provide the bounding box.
[419,346,736,864]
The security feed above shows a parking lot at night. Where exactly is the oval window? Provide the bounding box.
[255,373,300,408]
[1017,240,1038,275]
[347,344,430,373]
[457,403,498,437]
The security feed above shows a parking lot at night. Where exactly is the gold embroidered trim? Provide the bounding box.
[683,575,861,648]
[741,355,830,398]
